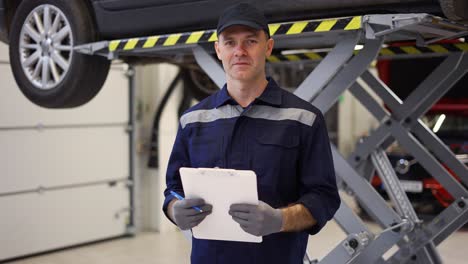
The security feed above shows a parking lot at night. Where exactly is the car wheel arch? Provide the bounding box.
[5,0,100,41]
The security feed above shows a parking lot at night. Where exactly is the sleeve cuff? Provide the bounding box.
[297,195,340,235]
[162,193,177,225]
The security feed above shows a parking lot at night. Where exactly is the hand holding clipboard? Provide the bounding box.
[180,167,261,243]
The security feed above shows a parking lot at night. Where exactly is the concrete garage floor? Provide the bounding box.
[5,194,467,264]
[5,220,467,264]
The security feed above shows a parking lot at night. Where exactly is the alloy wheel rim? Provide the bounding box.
[19,4,73,90]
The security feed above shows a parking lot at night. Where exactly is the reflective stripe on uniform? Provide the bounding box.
[181,104,316,129]
[245,105,316,127]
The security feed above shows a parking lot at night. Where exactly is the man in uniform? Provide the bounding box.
[163,3,341,263]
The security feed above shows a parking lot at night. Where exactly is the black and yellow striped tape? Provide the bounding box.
[109,31,218,52]
[267,52,329,63]
[109,16,362,52]
[379,43,468,56]
[267,43,468,63]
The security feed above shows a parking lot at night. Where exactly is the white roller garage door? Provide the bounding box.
[0,42,131,261]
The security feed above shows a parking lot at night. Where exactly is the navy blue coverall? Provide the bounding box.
[163,77,341,264]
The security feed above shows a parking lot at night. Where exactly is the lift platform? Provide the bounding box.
[76,13,468,264]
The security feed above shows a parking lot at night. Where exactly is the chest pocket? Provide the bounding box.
[252,126,299,180]
[256,132,299,148]
[188,126,224,168]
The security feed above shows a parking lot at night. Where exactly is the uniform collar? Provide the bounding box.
[215,77,282,108]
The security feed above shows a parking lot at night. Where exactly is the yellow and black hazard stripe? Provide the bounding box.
[267,52,329,63]
[379,43,468,56]
[109,30,218,52]
[109,16,362,52]
[267,43,468,63]
[268,16,361,36]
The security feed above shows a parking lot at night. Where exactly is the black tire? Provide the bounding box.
[439,0,468,23]
[9,0,110,108]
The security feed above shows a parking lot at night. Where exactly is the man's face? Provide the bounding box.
[215,25,274,82]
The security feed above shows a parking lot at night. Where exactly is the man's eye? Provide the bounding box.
[225,41,234,46]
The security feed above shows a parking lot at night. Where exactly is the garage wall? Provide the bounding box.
[0,40,7,62]
[134,63,183,233]
[0,43,131,261]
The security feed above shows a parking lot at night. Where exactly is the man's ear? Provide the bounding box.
[265,37,274,57]
[214,41,222,60]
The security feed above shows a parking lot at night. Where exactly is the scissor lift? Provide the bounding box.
[75,13,468,264]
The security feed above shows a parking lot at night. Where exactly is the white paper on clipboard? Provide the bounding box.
[179,167,261,243]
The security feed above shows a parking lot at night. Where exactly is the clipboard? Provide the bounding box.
[179,167,261,243]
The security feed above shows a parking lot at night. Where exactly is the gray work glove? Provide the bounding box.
[171,198,212,230]
[229,201,283,236]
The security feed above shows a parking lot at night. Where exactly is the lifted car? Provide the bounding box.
[0,0,467,108]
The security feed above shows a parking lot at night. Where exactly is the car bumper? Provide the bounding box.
[0,3,8,43]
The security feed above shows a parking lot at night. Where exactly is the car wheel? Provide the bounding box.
[9,0,110,108]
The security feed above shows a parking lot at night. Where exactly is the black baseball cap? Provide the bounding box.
[217,3,270,38]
